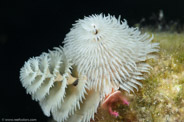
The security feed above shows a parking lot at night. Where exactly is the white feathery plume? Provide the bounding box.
[65,89,101,122]
[52,76,88,122]
[20,46,99,122]
[64,14,159,93]
[20,47,72,116]
[20,13,159,122]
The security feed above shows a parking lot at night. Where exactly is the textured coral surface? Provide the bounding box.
[93,31,184,122]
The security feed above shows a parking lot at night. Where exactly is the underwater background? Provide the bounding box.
[1,0,184,121]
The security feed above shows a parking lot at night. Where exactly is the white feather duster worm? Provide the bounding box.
[20,47,102,122]
[64,14,159,95]
[20,13,159,122]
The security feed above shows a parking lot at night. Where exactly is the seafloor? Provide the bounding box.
[92,31,184,122]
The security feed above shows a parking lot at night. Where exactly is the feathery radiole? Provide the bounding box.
[20,14,159,122]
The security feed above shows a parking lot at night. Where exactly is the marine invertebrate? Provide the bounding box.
[20,14,159,122]
[64,14,159,95]
[20,47,101,122]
